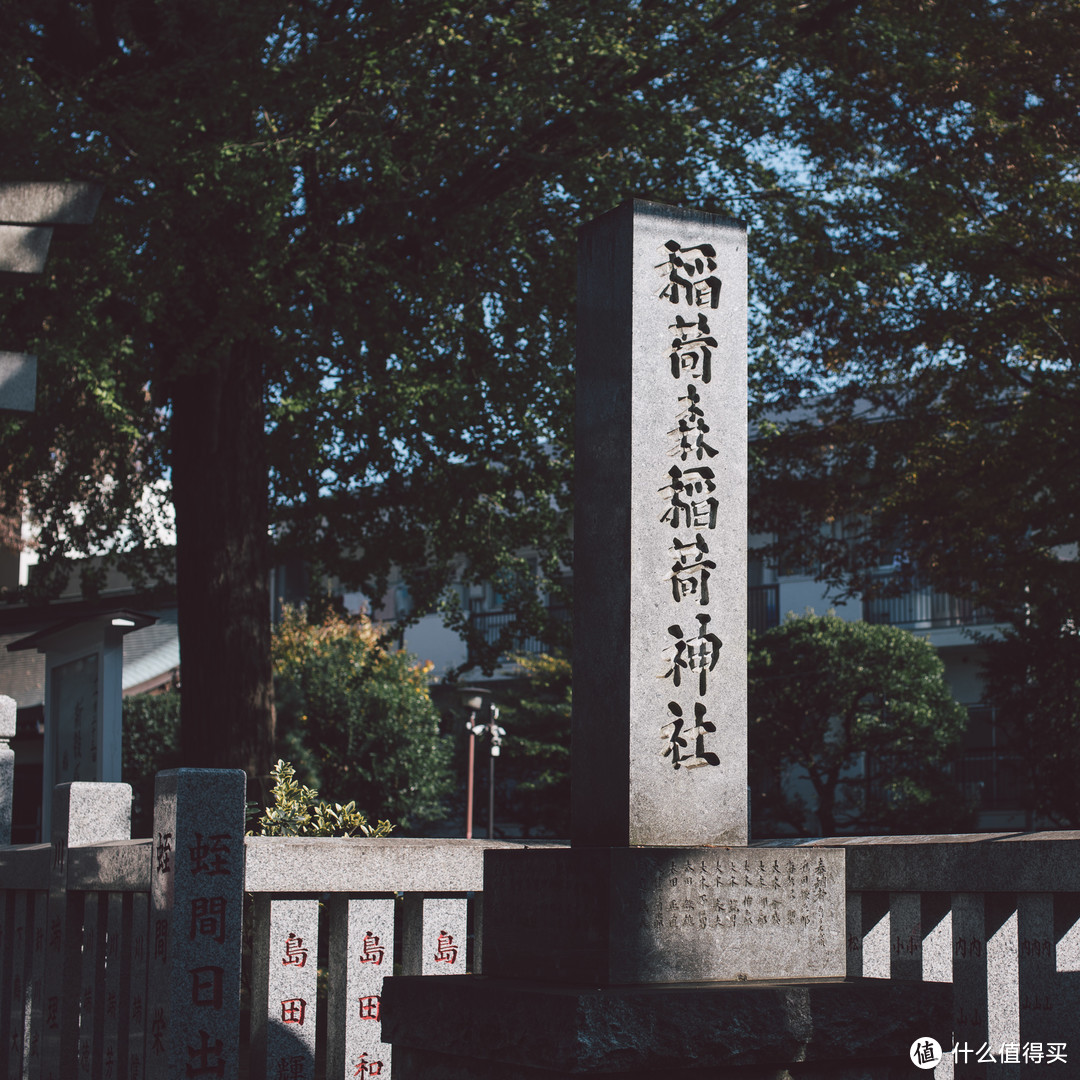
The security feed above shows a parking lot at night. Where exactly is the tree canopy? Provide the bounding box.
[2,0,1076,776]
[749,614,972,836]
[750,0,1080,629]
[0,0,812,774]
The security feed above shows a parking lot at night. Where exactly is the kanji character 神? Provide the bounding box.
[660,614,723,695]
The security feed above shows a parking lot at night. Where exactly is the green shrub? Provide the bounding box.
[122,688,181,836]
[273,606,453,831]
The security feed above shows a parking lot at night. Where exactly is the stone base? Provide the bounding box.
[481,847,846,983]
[382,975,951,1079]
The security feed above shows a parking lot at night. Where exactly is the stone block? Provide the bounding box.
[0,225,52,273]
[243,836,560,893]
[53,782,132,846]
[481,847,845,984]
[381,975,953,1079]
[0,181,103,225]
[823,830,1080,892]
[67,838,151,891]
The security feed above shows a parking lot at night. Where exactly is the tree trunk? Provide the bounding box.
[170,338,274,780]
[813,775,837,837]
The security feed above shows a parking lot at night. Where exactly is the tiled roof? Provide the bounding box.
[0,608,180,708]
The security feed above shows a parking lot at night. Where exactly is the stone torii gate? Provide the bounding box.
[0,180,103,413]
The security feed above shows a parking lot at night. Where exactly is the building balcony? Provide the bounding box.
[862,577,996,631]
[468,607,568,663]
[748,584,780,633]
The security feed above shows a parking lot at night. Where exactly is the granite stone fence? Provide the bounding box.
[3,773,1079,1078]
[772,832,1080,1072]
[0,770,559,1080]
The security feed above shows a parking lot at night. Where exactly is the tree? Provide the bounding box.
[749,614,972,836]
[8,0,1069,784]
[750,0,1080,630]
[979,599,1080,826]
[121,687,181,836]
[0,0,819,778]
[496,651,571,838]
[272,605,453,832]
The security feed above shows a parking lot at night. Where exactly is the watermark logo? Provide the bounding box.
[911,1037,943,1070]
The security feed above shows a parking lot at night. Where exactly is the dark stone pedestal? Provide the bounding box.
[481,847,846,984]
[382,975,952,1079]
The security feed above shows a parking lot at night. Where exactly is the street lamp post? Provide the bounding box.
[461,688,485,840]
[459,688,504,839]
[486,707,504,839]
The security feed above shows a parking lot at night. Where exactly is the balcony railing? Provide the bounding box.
[468,607,568,661]
[862,579,997,630]
[748,584,780,633]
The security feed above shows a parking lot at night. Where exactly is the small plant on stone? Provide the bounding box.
[249,759,394,838]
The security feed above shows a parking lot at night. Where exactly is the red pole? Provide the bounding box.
[465,729,476,839]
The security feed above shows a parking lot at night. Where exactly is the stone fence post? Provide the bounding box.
[0,695,14,845]
[146,769,246,1080]
[41,781,132,1080]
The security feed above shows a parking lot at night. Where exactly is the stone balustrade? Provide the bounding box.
[0,771,560,1080]
[763,833,1080,1075]
[3,778,1077,1078]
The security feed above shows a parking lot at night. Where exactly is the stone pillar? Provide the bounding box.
[3,887,35,1080]
[890,890,923,980]
[985,893,1019,1078]
[0,695,14,845]
[401,894,467,977]
[951,892,989,1073]
[1016,893,1055,1066]
[574,200,747,848]
[40,782,131,1080]
[251,897,320,1080]
[326,897,395,1080]
[145,769,246,1080]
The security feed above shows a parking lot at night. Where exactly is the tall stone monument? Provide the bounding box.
[382,200,949,1078]
[574,200,747,848]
